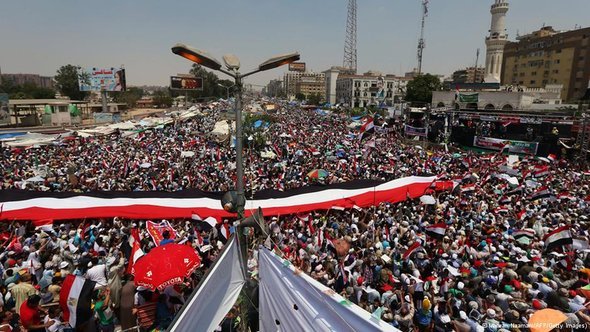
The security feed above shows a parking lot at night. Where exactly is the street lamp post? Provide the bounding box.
[217,82,233,100]
[172,45,299,330]
[172,43,299,218]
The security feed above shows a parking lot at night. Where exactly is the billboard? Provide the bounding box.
[0,93,9,125]
[404,125,428,137]
[78,67,126,92]
[170,76,203,91]
[288,62,306,72]
[473,136,538,155]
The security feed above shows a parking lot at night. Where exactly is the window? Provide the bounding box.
[553,69,559,74]
[520,72,525,77]
[530,80,536,84]
[556,49,562,54]
[542,80,548,85]
[554,59,560,64]
[531,71,537,76]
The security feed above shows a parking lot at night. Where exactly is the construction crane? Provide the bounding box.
[343,0,358,74]
[417,0,429,75]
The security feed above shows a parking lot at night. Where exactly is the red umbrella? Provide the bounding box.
[133,244,201,291]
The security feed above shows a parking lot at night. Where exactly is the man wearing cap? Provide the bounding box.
[10,272,37,314]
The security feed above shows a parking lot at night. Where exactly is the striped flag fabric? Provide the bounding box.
[461,183,476,193]
[403,240,423,260]
[513,229,535,241]
[60,275,96,329]
[425,223,447,240]
[547,154,557,162]
[533,165,550,178]
[126,228,144,274]
[544,226,573,252]
[530,186,551,201]
[32,219,54,233]
[358,117,375,141]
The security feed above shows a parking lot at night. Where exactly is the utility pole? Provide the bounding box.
[474,48,480,83]
[343,0,358,74]
[417,0,429,75]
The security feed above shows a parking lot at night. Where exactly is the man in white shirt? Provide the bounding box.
[85,257,107,288]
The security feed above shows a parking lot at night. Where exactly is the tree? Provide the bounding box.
[152,90,173,108]
[307,93,322,106]
[405,74,442,105]
[113,87,144,107]
[295,93,306,101]
[185,64,233,101]
[54,65,88,101]
[0,78,55,99]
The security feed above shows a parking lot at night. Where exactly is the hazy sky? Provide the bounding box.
[1,0,587,88]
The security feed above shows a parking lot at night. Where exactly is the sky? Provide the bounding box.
[1,0,587,88]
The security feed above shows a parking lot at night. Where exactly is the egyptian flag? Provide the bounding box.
[32,219,54,233]
[461,183,476,193]
[317,228,325,247]
[544,226,573,252]
[217,222,231,243]
[533,165,550,178]
[126,228,144,274]
[403,240,423,260]
[494,206,510,214]
[358,117,375,141]
[60,275,96,329]
[530,186,551,201]
[516,210,527,221]
[513,229,535,241]
[498,195,511,205]
[557,191,574,201]
[547,154,557,162]
[425,223,447,240]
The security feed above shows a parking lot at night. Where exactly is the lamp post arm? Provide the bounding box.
[241,68,262,79]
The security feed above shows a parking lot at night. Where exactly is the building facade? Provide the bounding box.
[265,79,283,98]
[452,67,485,84]
[1,73,54,89]
[283,72,325,100]
[336,71,408,108]
[484,0,510,83]
[501,26,590,102]
[323,66,350,105]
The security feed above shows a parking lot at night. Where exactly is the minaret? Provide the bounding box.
[484,0,509,83]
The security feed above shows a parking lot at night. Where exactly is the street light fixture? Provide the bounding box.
[172,43,299,219]
[217,82,234,100]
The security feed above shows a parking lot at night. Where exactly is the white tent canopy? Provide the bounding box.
[258,248,400,332]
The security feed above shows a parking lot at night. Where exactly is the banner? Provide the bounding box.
[0,176,454,221]
[78,67,126,92]
[0,93,9,125]
[473,136,538,155]
[146,220,177,245]
[170,76,203,91]
[405,125,428,137]
[458,93,479,103]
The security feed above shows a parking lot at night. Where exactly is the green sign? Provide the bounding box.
[458,93,479,103]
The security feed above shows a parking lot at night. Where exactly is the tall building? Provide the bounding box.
[484,0,509,83]
[452,67,485,84]
[323,66,350,105]
[295,74,326,101]
[283,72,325,99]
[265,79,283,98]
[336,71,409,108]
[501,26,590,102]
[1,73,54,89]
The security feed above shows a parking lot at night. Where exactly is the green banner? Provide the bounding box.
[458,93,479,103]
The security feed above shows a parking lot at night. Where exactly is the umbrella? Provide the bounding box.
[140,162,152,168]
[134,244,201,291]
[420,195,436,205]
[25,176,45,183]
[307,169,329,179]
[527,309,568,332]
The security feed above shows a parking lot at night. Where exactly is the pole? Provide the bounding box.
[474,48,480,84]
[101,89,108,113]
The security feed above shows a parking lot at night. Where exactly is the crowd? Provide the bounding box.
[0,102,590,331]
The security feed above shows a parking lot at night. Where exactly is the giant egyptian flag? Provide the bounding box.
[0,176,452,221]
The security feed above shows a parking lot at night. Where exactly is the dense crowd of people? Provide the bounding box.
[1,101,590,331]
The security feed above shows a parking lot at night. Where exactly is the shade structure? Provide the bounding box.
[527,309,568,332]
[133,244,201,291]
[307,169,329,179]
[258,247,400,332]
